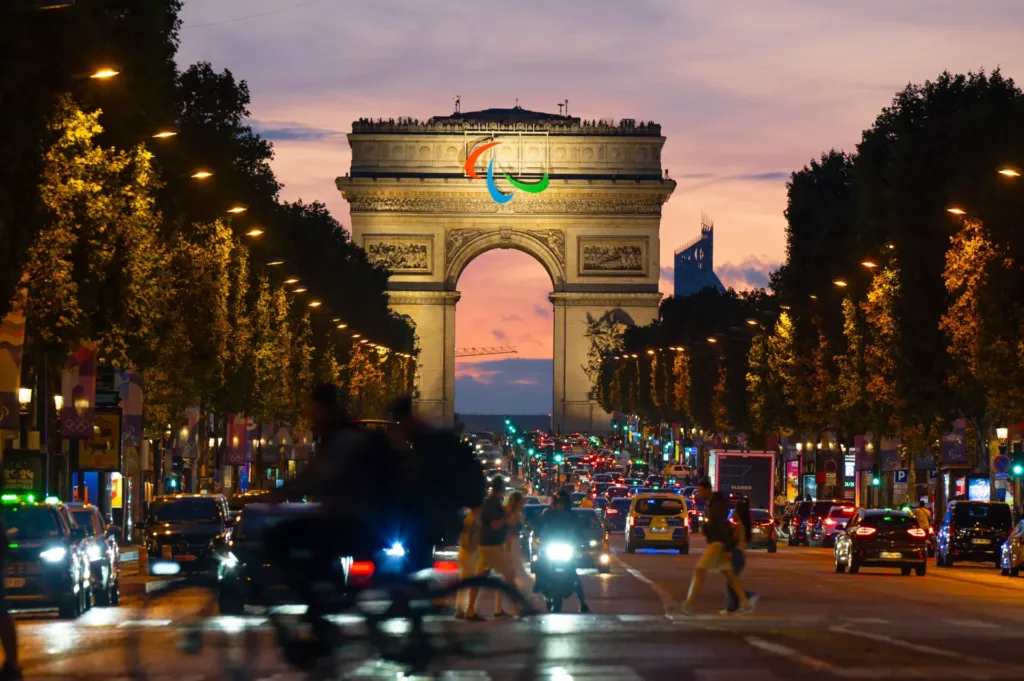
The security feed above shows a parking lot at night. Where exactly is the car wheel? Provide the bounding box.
[58,595,79,619]
[788,536,797,547]
[901,567,912,576]
[625,541,636,554]
[848,558,860,575]
[1001,567,1010,576]
[547,597,563,613]
[679,545,689,555]
[835,557,846,573]
[936,551,948,567]
[915,563,926,576]
[1010,566,1021,577]
[767,543,777,554]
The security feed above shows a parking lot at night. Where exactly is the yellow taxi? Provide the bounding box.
[624,493,689,554]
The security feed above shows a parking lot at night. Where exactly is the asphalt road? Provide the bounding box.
[10,534,1024,680]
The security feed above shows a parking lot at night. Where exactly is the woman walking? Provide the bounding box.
[454,503,481,619]
[504,492,531,591]
[723,498,759,614]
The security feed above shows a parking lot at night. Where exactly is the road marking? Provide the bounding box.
[835,667,1019,680]
[829,625,993,665]
[612,555,676,614]
[941,618,998,629]
[744,636,833,672]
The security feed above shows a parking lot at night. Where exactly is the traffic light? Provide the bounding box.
[528,448,536,457]
[871,475,881,487]
[554,453,563,464]
[516,437,523,445]
[1012,442,1024,476]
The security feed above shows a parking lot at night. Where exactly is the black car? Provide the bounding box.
[834,509,927,575]
[67,502,120,606]
[218,503,345,614]
[789,499,854,546]
[2,501,92,617]
[935,500,1013,568]
[809,505,857,548]
[144,494,232,575]
[604,497,631,531]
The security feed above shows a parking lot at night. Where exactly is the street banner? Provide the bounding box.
[881,436,901,472]
[79,410,122,471]
[0,299,26,430]
[259,423,279,466]
[913,446,937,470]
[854,435,873,470]
[225,413,249,466]
[941,419,968,465]
[114,369,144,447]
[61,344,97,438]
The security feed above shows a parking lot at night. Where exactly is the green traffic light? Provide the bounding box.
[554,454,563,463]
[528,448,535,455]
[1013,464,1024,476]
[516,438,523,445]
[871,476,880,487]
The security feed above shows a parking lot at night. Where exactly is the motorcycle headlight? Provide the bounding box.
[589,539,598,547]
[384,542,406,558]
[86,544,102,561]
[219,551,240,570]
[545,542,574,562]
[40,547,68,563]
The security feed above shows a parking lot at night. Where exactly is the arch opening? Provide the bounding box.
[445,229,565,292]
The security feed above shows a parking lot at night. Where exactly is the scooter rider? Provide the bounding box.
[534,491,591,613]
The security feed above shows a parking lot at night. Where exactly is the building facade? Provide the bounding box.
[673,213,725,297]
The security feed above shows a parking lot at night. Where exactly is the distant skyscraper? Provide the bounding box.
[673,213,725,297]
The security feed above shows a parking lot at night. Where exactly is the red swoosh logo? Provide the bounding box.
[464,141,500,179]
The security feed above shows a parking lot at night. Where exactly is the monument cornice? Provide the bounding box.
[387,290,461,306]
[548,291,663,308]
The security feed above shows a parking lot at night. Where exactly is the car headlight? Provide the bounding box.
[384,542,406,558]
[589,539,598,547]
[40,547,68,563]
[545,542,574,562]
[219,551,240,570]
[86,544,102,562]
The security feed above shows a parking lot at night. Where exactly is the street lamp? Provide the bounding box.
[997,167,1021,178]
[226,205,248,215]
[89,67,120,80]
[997,427,1009,441]
[17,388,32,450]
[307,300,321,308]
[946,206,967,216]
[337,324,348,330]
[833,279,848,288]
[190,170,213,180]
[861,261,878,269]
[152,129,178,139]
[291,287,307,294]
[266,259,284,266]
[707,337,718,344]
[245,228,264,237]
[284,277,299,285]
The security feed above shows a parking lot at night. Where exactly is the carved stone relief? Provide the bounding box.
[526,229,566,266]
[445,229,486,268]
[364,236,432,274]
[578,238,648,276]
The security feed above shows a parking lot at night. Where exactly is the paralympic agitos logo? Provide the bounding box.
[464,141,550,204]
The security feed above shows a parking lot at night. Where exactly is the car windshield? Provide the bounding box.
[148,498,220,524]
[813,501,843,515]
[952,503,1012,527]
[750,509,771,521]
[829,506,856,518]
[635,498,684,515]
[523,505,546,525]
[610,498,632,511]
[861,514,915,528]
[4,507,61,539]
[572,509,604,530]
[69,510,97,535]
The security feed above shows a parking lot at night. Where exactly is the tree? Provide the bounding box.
[710,362,730,436]
[835,297,867,436]
[861,262,901,434]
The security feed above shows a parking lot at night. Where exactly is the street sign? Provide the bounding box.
[993,455,1010,475]
[823,459,838,474]
[894,469,909,484]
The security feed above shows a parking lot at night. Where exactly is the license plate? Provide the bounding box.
[173,555,197,562]
[972,538,990,545]
[649,527,667,534]
[880,551,901,559]
[4,578,25,588]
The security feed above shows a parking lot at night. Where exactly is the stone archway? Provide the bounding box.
[337,107,675,432]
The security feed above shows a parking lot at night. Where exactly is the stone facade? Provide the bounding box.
[337,107,676,431]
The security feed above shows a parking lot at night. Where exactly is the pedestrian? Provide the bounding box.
[681,477,755,615]
[504,492,530,590]
[0,501,21,680]
[464,476,521,621]
[723,499,758,614]
[454,504,482,619]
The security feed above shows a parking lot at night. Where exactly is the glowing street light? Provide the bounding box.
[283,277,299,285]
[266,259,284,266]
[946,206,967,216]
[359,339,369,344]
[245,228,264,237]
[226,205,248,214]
[291,287,307,294]
[307,300,322,308]
[352,334,362,339]
[809,294,818,300]
[861,260,877,269]
[646,349,655,355]
[745,318,759,326]
[337,324,348,330]
[833,279,848,288]
[707,337,718,344]
[152,129,178,139]
[89,67,120,80]
[997,167,1021,178]
[190,170,213,180]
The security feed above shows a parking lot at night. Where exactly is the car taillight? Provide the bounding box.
[607,509,618,515]
[908,528,926,538]
[927,526,934,536]
[349,560,375,586]
[683,516,690,529]
[855,527,877,537]
[824,518,836,526]
[433,560,459,574]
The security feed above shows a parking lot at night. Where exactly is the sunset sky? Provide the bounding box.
[177,0,1024,414]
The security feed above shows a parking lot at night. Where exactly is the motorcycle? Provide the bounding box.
[533,539,579,613]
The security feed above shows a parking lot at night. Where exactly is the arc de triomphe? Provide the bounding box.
[337,107,675,432]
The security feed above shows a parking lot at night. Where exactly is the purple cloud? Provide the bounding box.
[532,304,551,319]
[492,329,509,343]
[716,256,780,291]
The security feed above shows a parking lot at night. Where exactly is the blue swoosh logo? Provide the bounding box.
[486,158,513,204]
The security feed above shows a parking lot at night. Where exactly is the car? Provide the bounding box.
[623,478,642,488]
[217,503,352,614]
[571,508,611,573]
[809,505,857,548]
[624,493,689,554]
[1000,519,1024,577]
[834,509,927,576]
[664,464,688,479]
[484,469,510,485]
[935,500,1013,568]
[144,494,232,575]
[228,490,273,512]
[729,508,778,552]
[66,502,120,606]
[590,483,611,499]
[789,499,854,546]
[592,473,613,485]
[605,485,630,501]
[604,497,631,532]
[1,497,92,617]
[644,475,665,490]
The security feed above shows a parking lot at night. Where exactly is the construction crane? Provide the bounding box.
[455,346,518,358]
